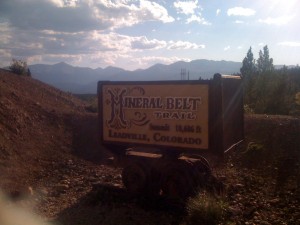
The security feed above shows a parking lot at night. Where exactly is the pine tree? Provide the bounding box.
[256,45,274,74]
[240,47,256,78]
[240,47,257,106]
[240,45,300,115]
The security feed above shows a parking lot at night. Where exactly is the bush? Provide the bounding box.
[186,191,226,225]
[9,59,31,76]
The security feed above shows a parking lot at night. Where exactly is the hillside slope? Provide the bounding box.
[0,69,97,193]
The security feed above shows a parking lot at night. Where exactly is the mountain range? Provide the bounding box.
[29,59,242,94]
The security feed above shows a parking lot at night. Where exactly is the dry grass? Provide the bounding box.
[186,191,227,225]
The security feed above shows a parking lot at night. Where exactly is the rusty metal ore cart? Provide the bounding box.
[97,73,244,199]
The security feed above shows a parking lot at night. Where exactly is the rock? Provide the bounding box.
[228,206,243,216]
[268,198,280,204]
[235,183,245,188]
[56,184,69,191]
[92,181,103,188]
[28,186,34,195]
[61,179,70,185]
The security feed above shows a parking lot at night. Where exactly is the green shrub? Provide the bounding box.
[9,59,31,76]
[186,192,226,225]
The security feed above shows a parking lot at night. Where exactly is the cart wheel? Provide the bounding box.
[197,156,211,174]
[122,163,148,194]
[160,161,193,199]
[193,158,212,187]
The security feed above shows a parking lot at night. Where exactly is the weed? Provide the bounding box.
[241,142,265,167]
[186,191,227,225]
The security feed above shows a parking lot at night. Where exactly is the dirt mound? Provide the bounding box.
[0,69,100,193]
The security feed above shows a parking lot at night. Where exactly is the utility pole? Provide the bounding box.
[180,68,186,80]
[180,68,189,80]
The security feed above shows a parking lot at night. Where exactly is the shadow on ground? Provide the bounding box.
[54,183,185,225]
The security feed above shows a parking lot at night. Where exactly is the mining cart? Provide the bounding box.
[97,73,244,199]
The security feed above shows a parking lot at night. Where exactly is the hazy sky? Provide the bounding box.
[0,0,299,70]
